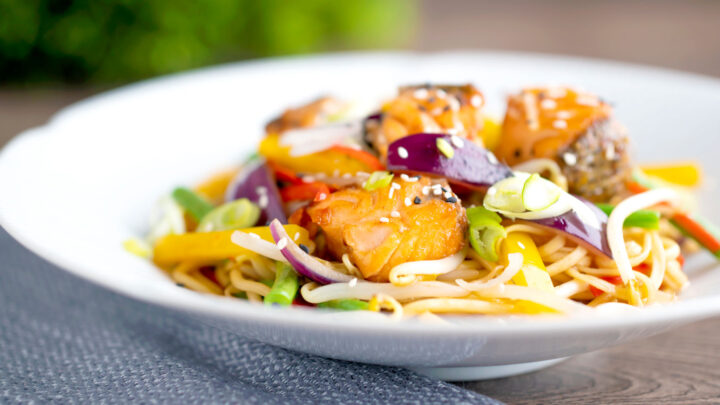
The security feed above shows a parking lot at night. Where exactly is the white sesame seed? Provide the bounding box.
[406,176,419,182]
[343,173,352,179]
[546,87,567,98]
[333,169,340,177]
[316,193,327,201]
[540,99,557,110]
[487,151,499,165]
[604,145,616,160]
[436,89,447,98]
[248,233,261,239]
[390,210,401,218]
[576,96,598,106]
[349,278,358,287]
[294,232,300,241]
[379,217,390,223]
[276,237,288,249]
[258,195,269,208]
[400,173,410,181]
[388,187,395,199]
[404,197,412,207]
[517,241,525,249]
[431,184,442,189]
[470,94,483,107]
[413,88,429,99]
[433,188,442,196]
[447,97,461,111]
[391,182,401,189]
[431,108,443,115]
[553,120,568,129]
[444,191,452,199]
[450,135,465,148]
[256,186,267,195]
[563,152,577,166]
[397,147,409,159]
[302,176,315,183]
[422,186,430,195]
[556,110,572,119]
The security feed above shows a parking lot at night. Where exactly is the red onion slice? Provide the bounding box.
[225,158,286,225]
[269,219,353,284]
[521,198,612,259]
[386,133,512,188]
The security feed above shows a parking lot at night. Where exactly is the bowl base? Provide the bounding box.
[410,357,566,381]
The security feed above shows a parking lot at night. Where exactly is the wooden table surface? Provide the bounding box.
[2,89,719,404]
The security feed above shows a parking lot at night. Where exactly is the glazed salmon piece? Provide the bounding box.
[265,96,346,134]
[495,87,632,201]
[365,84,486,159]
[305,176,467,282]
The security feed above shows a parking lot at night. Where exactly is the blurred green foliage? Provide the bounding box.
[0,0,415,84]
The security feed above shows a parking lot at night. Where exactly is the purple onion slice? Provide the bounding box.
[520,198,612,259]
[269,219,353,284]
[386,133,512,188]
[225,158,286,225]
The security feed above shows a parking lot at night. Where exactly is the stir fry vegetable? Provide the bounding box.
[153,224,311,266]
[172,187,214,221]
[264,262,299,306]
[595,203,660,230]
[466,206,506,262]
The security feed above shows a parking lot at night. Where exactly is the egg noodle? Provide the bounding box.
[165,221,686,317]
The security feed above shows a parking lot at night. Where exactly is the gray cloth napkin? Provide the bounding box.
[0,227,500,404]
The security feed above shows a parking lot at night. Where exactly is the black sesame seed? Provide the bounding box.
[428,97,436,103]
[538,91,547,99]
[413,196,422,204]
[176,283,185,288]
[418,105,427,112]
[299,244,310,254]
[525,119,533,125]
[443,105,451,112]
[441,187,448,192]
[446,196,458,203]
[514,149,522,158]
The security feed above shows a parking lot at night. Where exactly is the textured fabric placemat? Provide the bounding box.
[0,227,501,404]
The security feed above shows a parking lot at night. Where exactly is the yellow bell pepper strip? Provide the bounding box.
[501,232,554,292]
[482,116,502,151]
[259,133,381,175]
[194,168,239,204]
[640,162,702,187]
[153,224,310,266]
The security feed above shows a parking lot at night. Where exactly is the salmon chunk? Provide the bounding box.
[305,176,467,281]
[365,84,486,159]
[494,87,632,201]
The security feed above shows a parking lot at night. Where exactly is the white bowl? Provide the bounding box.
[2,51,720,381]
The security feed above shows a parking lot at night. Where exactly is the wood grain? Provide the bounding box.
[459,318,720,403]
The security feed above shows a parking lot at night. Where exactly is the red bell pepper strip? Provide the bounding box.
[328,146,385,172]
[269,162,303,185]
[280,182,331,202]
[589,275,624,297]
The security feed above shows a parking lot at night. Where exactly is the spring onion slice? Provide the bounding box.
[364,171,394,191]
